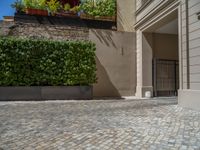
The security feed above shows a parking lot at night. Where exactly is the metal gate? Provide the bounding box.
[153,59,179,97]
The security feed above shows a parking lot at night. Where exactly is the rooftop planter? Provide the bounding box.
[80,0,116,22]
[0,37,96,100]
[80,13,116,22]
[14,13,116,30]
[55,12,79,18]
[26,8,48,16]
[11,0,116,22]
[54,4,81,18]
[12,0,49,16]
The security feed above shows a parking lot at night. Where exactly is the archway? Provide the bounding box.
[136,8,180,98]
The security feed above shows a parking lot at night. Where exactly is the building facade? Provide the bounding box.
[134,0,200,110]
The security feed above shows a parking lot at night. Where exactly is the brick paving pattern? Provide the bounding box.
[0,98,200,150]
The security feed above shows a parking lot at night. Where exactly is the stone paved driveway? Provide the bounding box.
[0,98,200,150]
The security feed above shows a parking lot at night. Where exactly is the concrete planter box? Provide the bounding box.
[14,13,116,30]
[80,13,116,22]
[0,86,92,101]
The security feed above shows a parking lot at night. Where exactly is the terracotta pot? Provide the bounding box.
[26,8,48,16]
[37,9,48,16]
[26,8,35,15]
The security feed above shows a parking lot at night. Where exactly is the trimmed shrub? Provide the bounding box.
[0,37,96,86]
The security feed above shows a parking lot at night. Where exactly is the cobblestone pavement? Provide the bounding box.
[0,98,200,150]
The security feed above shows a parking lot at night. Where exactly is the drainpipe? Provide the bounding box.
[185,0,190,89]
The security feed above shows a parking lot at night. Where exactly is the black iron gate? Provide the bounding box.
[153,59,179,97]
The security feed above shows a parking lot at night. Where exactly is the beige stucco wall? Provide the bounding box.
[178,0,200,110]
[89,29,136,97]
[117,0,136,32]
[180,0,200,90]
[153,33,178,60]
[142,33,153,89]
[186,0,200,90]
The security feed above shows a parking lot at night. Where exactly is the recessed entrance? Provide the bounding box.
[142,10,179,97]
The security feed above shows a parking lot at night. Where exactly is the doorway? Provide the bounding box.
[151,16,179,97]
[142,10,179,97]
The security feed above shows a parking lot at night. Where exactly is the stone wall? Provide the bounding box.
[0,20,136,98]
[0,21,89,41]
[0,21,15,36]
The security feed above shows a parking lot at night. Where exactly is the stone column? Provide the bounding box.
[136,30,153,98]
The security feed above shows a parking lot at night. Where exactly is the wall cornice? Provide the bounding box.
[136,0,153,15]
[135,0,180,30]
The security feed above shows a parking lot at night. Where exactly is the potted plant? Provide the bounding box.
[80,0,116,21]
[64,3,71,12]
[11,0,25,14]
[23,0,48,16]
[70,5,80,14]
[47,0,62,16]
[55,3,80,18]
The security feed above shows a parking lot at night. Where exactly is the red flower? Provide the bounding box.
[59,0,80,7]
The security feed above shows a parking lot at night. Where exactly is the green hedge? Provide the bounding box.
[0,37,97,86]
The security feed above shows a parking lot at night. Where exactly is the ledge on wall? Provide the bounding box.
[14,13,116,30]
[0,86,93,101]
[3,16,14,22]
